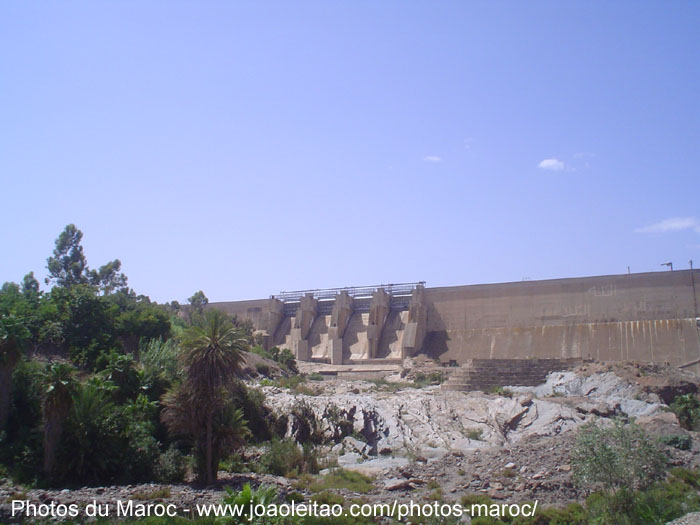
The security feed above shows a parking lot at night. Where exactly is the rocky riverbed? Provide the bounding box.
[2,362,700,522]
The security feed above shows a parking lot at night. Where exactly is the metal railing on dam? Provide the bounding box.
[271,282,425,303]
[272,282,425,316]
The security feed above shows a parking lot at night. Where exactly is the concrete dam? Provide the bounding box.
[210,270,700,373]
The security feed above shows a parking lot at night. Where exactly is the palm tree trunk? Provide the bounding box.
[43,415,64,475]
[206,410,213,484]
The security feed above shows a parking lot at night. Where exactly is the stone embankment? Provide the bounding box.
[442,358,582,391]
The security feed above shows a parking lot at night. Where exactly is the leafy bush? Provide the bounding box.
[229,382,273,443]
[278,375,306,390]
[670,394,700,430]
[257,439,320,476]
[660,434,692,451]
[250,345,299,375]
[139,338,179,383]
[255,363,271,377]
[155,445,186,483]
[312,490,345,506]
[221,483,278,525]
[413,371,444,386]
[571,419,671,524]
[276,348,298,374]
[669,467,700,488]
[219,452,247,473]
[571,418,667,493]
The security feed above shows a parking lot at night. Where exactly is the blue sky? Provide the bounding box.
[1,1,699,303]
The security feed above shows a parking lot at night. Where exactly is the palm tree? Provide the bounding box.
[161,385,250,483]
[67,382,115,483]
[43,363,76,476]
[165,309,248,484]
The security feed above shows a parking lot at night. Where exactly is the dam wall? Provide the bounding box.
[209,270,700,371]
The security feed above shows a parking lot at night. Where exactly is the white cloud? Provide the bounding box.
[423,156,442,163]
[635,217,700,234]
[538,158,565,171]
[463,138,473,150]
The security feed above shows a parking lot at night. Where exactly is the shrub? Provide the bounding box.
[413,371,444,386]
[231,381,274,443]
[571,419,669,524]
[250,345,298,375]
[286,491,304,503]
[571,418,667,493]
[290,399,322,444]
[276,348,298,374]
[219,452,248,473]
[279,375,306,389]
[249,345,273,360]
[520,503,588,524]
[258,439,320,477]
[466,428,483,441]
[312,491,345,506]
[661,434,692,451]
[670,394,700,430]
[308,372,324,381]
[427,488,443,501]
[460,493,494,518]
[155,445,186,483]
[255,363,271,377]
[221,483,278,525]
[306,468,374,493]
[139,338,179,383]
[324,403,354,442]
[669,467,700,488]
[487,386,512,397]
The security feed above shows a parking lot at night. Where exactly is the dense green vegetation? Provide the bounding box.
[0,224,267,487]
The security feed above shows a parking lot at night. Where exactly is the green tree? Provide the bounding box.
[46,224,89,287]
[49,285,119,369]
[88,259,128,295]
[162,309,248,484]
[46,225,130,296]
[42,363,76,476]
[21,272,41,300]
[114,302,171,354]
[187,290,208,321]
